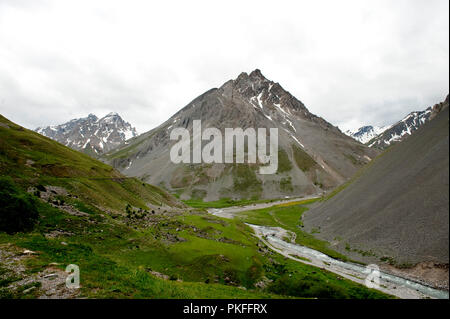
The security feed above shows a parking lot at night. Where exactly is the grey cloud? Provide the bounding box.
[0,0,448,134]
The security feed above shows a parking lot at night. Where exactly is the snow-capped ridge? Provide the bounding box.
[345,125,389,144]
[350,95,448,149]
[35,112,138,155]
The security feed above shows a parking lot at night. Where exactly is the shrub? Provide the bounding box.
[0,177,39,233]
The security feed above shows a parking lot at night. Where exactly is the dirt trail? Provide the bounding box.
[207,195,319,218]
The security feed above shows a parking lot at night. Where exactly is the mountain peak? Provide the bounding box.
[249,68,265,79]
[35,112,137,155]
[233,69,268,83]
[87,113,98,120]
[105,112,119,117]
[104,70,379,201]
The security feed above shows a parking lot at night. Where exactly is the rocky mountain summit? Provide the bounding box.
[104,69,378,201]
[35,112,137,156]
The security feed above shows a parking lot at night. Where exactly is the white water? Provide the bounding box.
[251,225,449,299]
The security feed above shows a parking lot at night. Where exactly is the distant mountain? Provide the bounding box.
[367,95,449,149]
[345,125,389,144]
[103,69,379,201]
[35,112,137,156]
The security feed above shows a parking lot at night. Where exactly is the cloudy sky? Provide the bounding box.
[0,0,448,133]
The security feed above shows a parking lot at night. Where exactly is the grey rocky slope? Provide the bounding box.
[303,101,449,269]
[35,112,137,156]
[366,95,449,149]
[103,70,379,201]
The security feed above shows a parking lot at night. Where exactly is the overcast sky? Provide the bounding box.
[0,0,448,133]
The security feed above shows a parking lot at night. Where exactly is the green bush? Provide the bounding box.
[0,177,39,233]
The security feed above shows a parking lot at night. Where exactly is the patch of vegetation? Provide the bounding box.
[355,249,376,257]
[289,254,311,262]
[267,255,389,298]
[0,266,22,288]
[379,256,396,265]
[379,256,414,269]
[345,243,378,258]
[125,204,151,219]
[344,153,360,165]
[232,164,262,198]
[277,149,292,173]
[314,181,324,188]
[279,177,293,192]
[265,256,389,299]
[191,189,207,200]
[0,177,39,233]
[292,145,317,172]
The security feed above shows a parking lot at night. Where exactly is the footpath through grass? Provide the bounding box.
[181,196,314,209]
[182,197,280,209]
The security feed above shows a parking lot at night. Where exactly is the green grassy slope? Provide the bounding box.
[0,115,181,212]
[0,115,390,299]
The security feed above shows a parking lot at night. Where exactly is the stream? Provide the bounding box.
[208,200,449,299]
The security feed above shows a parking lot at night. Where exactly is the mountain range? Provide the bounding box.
[35,112,137,156]
[102,70,379,201]
[346,95,449,148]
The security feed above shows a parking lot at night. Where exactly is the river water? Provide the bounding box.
[250,224,449,299]
[208,203,449,299]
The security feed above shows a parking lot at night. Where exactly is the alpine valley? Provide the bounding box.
[0,70,448,300]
